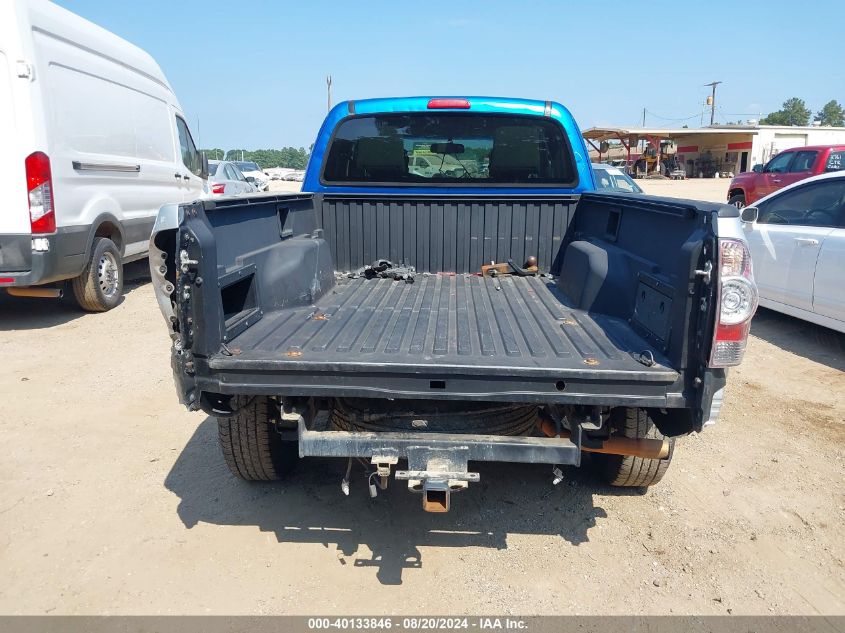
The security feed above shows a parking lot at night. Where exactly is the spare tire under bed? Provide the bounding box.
[330,398,540,436]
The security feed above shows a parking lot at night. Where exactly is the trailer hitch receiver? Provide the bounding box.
[395,446,479,513]
[297,420,580,512]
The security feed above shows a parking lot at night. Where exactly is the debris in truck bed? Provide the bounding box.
[211,274,675,383]
[481,257,539,277]
[346,259,416,283]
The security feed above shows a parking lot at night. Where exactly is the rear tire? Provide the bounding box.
[71,237,123,312]
[217,396,297,481]
[592,407,674,487]
[729,194,746,209]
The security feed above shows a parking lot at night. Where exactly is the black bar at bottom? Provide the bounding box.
[297,421,581,466]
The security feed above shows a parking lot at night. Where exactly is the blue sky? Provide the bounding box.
[56,0,845,151]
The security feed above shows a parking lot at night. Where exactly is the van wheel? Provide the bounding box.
[71,237,123,312]
[729,194,746,209]
[591,408,674,487]
[217,396,297,481]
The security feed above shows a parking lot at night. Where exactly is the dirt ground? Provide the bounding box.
[1,179,843,615]
[268,179,303,193]
[637,177,732,203]
[267,173,735,201]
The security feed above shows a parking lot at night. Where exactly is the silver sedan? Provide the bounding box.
[207,160,258,197]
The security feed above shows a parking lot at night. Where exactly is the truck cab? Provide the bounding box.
[304,96,595,194]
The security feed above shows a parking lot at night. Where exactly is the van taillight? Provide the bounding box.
[709,238,758,367]
[25,151,56,234]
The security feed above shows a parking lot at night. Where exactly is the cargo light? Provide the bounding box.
[427,98,470,109]
[26,151,56,234]
[709,238,758,367]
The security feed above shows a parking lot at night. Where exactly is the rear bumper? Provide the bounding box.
[0,229,87,286]
[0,234,31,274]
[298,420,582,466]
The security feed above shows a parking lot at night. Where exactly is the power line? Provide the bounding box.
[715,107,766,124]
[644,109,701,122]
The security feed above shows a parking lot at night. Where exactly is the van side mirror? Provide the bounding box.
[199,153,209,180]
[752,164,763,173]
[741,206,759,223]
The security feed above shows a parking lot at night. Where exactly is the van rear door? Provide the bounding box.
[174,113,206,201]
[0,10,34,273]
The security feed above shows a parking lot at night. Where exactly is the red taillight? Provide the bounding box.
[25,151,56,234]
[0,277,15,285]
[709,238,758,367]
[427,98,471,109]
[715,321,749,342]
[211,183,226,195]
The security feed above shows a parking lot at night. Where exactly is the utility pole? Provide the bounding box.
[704,81,722,126]
[640,108,646,152]
[326,75,332,113]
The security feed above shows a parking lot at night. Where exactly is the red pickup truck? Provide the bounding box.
[727,144,845,207]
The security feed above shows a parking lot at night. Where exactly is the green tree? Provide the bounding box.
[224,148,310,169]
[199,148,225,160]
[760,97,811,126]
[817,100,845,127]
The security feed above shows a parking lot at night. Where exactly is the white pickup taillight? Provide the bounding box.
[709,238,758,367]
[25,151,56,234]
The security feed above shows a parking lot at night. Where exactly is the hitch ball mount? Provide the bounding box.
[387,447,478,513]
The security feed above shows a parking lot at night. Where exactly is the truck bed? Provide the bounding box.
[211,273,676,383]
[167,191,718,408]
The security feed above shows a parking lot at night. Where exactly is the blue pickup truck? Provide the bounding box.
[151,96,757,512]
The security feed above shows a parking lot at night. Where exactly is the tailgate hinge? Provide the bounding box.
[694,260,713,285]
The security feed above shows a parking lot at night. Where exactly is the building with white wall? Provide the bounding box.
[675,124,845,175]
[584,124,845,177]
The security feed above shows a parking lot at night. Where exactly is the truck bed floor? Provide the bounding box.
[215,274,677,382]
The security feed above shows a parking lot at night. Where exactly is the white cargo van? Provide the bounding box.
[0,0,206,311]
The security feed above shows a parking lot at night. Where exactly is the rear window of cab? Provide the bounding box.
[321,113,577,187]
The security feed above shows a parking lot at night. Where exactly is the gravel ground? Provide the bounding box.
[0,179,842,615]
